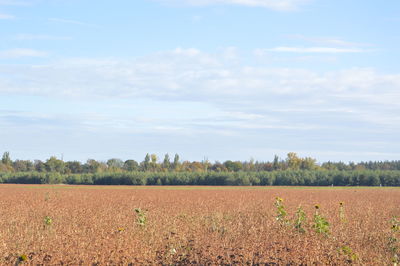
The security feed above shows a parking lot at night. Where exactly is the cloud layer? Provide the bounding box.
[0,48,48,58]
[155,0,312,11]
[259,46,369,54]
[1,47,399,124]
[1,47,399,161]
[0,13,14,19]
[13,34,71,41]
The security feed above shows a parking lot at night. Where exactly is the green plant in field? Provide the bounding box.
[275,197,289,225]
[134,208,147,227]
[312,204,330,236]
[339,202,347,223]
[18,254,27,262]
[338,245,358,262]
[388,217,400,265]
[293,205,307,233]
[44,216,52,226]
[391,217,400,234]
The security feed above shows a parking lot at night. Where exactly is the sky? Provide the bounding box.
[1,0,400,163]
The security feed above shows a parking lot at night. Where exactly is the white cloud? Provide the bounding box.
[0,0,29,5]
[48,18,97,27]
[0,48,48,58]
[13,34,71,41]
[173,47,201,56]
[155,0,312,11]
[286,34,372,47]
[258,46,369,54]
[0,13,14,19]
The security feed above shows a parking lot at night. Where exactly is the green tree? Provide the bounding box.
[65,161,83,174]
[123,160,139,171]
[286,152,301,170]
[172,154,180,171]
[244,158,255,171]
[224,160,243,172]
[150,154,158,171]
[85,159,102,173]
[45,156,65,173]
[321,161,338,170]
[1,152,12,165]
[34,160,46,172]
[273,155,280,170]
[150,154,157,164]
[162,154,171,171]
[210,161,227,172]
[107,158,124,170]
[13,160,34,172]
[141,153,151,171]
[301,157,318,170]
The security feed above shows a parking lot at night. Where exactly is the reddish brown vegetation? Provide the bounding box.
[0,185,399,264]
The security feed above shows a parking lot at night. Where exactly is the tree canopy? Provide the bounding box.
[0,151,399,186]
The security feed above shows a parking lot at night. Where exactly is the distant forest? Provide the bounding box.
[1,152,400,186]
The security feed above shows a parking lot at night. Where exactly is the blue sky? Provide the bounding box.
[1,0,400,163]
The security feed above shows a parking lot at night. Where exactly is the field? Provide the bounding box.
[0,185,399,264]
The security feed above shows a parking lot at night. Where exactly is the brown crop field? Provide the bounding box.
[0,185,399,265]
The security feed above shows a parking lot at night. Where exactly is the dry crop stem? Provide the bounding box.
[0,184,399,264]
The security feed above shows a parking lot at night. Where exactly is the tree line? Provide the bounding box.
[2,151,400,173]
[1,151,400,186]
[0,170,399,186]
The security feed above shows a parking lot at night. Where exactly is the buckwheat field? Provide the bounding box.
[1,185,399,265]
